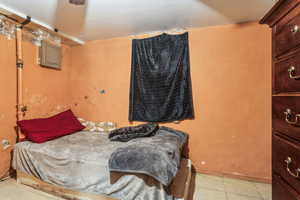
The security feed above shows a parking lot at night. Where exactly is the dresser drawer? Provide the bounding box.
[273,173,300,200]
[273,134,300,194]
[275,51,300,93]
[275,13,300,57]
[273,96,300,141]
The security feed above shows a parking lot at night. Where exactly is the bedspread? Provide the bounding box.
[109,126,187,186]
[12,131,181,200]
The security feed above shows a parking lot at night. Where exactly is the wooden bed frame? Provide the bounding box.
[16,159,192,200]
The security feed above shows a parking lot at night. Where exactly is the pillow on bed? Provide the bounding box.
[17,109,85,143]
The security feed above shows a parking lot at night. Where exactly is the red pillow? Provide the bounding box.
[17,110,85,143]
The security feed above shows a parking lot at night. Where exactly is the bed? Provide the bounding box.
[12,130,191,200]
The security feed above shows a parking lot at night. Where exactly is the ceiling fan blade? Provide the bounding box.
[69,0,86,5]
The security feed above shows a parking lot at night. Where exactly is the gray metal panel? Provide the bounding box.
[39,41,62,69]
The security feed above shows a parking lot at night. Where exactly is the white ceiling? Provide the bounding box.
[0,0,275,42]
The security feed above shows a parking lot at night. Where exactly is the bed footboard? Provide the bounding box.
[16,158,192,200]
[169,159,192,200]
[16,171,116,200]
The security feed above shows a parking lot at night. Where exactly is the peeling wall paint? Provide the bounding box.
[23,92,70,118]
[70,22,272,183]
[68,83,107,108]
[21,40,72,121]
[0,114,5,121]
[0,22,272,183]
[0,34,72,178]
[0,34,16,178]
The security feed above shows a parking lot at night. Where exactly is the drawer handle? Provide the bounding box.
[291,25,299,33]
[285,157,300,178]
[284,108,300,125]
[288,66,300,79]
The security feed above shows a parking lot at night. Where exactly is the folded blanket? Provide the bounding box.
[108,123,158,142]
[109,126,188,186]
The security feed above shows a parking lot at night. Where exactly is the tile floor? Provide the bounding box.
[0,179,63,200]
[0,174,271,200]
[194,174,272,200]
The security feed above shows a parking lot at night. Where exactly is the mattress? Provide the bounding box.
[12,131,176,200]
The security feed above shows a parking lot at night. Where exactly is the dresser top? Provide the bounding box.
[260,0,300,27]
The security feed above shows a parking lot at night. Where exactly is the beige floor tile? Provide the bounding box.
[194,188,227,200]
[0,175,270,200]
[223,177,261,198]
[0,179,63,200]
[0,184,53,200]
[227,193,263,200]
[253,182,272,200]
[196,173,225,191]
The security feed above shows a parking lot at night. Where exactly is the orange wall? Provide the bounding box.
[22,42,72,119]
[0,22,272,182]
[0,35,17,178]
[70,22,272,182]
[0,35,72,178]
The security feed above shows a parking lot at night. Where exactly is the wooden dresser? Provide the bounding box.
[261,1,300,199]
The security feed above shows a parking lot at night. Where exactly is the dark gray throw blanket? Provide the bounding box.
[109,126,187,186]
[108,123,159,142]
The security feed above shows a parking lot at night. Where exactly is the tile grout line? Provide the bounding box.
[252,182,265,200]
[223,176,266,200]
[195,174,226,199]
[221,176,230,200]
[196,174,227,192]
[196,173,271,200]
[3,179,64,200]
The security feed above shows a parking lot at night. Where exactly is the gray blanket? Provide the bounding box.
[109,126,187,186]
[12,130,185,200]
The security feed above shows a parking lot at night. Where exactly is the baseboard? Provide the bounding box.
[196,169,272,184]
[0,170,11,182]
[0,176,10,182]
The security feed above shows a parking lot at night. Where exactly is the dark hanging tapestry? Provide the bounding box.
[129,32,194,122]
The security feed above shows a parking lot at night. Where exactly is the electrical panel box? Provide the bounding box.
[39,41,62,69]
